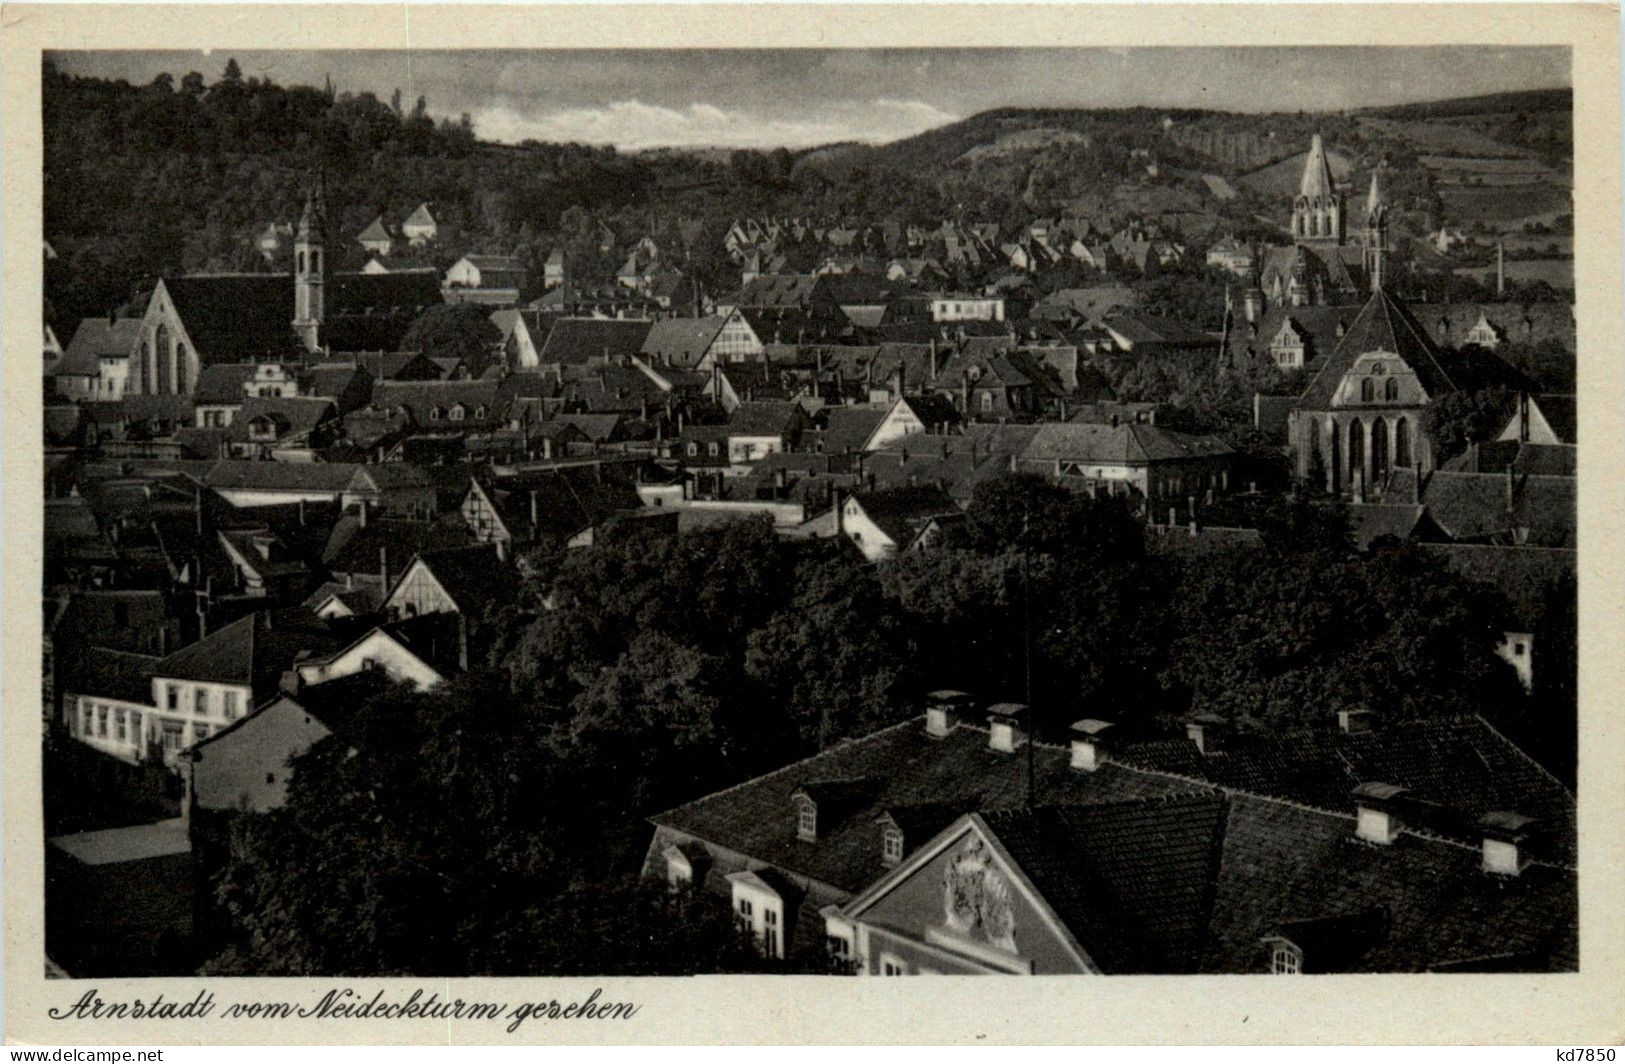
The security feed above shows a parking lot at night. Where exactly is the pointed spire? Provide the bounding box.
[1299,133,1336,201]
[1366,163,1387,217]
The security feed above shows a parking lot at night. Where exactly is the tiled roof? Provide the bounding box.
[1111,716,1574,862]
[1020,423,1232,466]
[639,316,727,368]
[203,460,358,494]
[653,721,1193,895]
[192,364,258,405]
[402,544,508,616]
[1298,289,1455,411]
[1201,794,1574,972]
[160,275,305,364]
[59,317,142,376]
[370,380,509,427]
[1531,394,1576,443]
[727,401,802,437]
[152,608,344,703]
[538,318,655,366]
[228,396,336,442]
[323,514,475,575]
[982,795,1227,973]
[70,646,164,704]
[851,485,959,546]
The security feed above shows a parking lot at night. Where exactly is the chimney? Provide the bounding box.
[456,613,469,672]
[530,489,540,532]
[924,690,971,738]
[1338,708,1373,734]
[986,702,1027,753]
[358,501,368,528]
[832,488,843,536]
[297,498,307,526]
[1352,782,1406,845]
[279,668,303,697]
[379,546,390,594]
[1185,713,1226,755]
[1243,288,1260,324]
[1479,811,1538,876]
[1070,718,1114,772]
[1496,241,1505,298]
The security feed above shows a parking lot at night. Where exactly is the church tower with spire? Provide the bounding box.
[1291,133,1346,246]
[1362,164,1389,293]
[292,182,326,354]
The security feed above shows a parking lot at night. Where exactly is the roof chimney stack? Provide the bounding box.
[985,702,1028,753]
[1070,718,1115,772]
[1480,811,1538,876]
[1185,713,1226,755]
[924,689,973,738]
[1352,782,1406,846]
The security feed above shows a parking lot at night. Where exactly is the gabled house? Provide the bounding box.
[357,216,395,255]
[726,401,810,465]
[444,255,528,306]
[226,396,338,458]
[401,202,438,245]
[382,544,508,619]
[839,485,960,562]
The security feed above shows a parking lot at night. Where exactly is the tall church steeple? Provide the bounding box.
[1291,134,1346,246]
[1363,163,1390,293]
[293,181,326,354]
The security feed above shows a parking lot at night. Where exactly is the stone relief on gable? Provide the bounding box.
[941,835,1018,953]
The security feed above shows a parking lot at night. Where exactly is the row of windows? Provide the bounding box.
[1359,377,1402,403]
[427,405,488,421]
[78,704,211,747]
[163,684,241,720]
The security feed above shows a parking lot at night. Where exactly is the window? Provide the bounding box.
[883,827,904,866]
[223,691,240,720]
[116,709,127,741]
[708,442,720,457]
[81,705,93,735]
[686,442,698,457]
[795,797,817,842]
[881,954,906,976]
[1384,378,1399,401]
[166,684,180,710]
[764,908,780,957]
[195,688,208,715]
[130,711,141,737]
[1360,378,1375,402]
[1271,944,1302,975]
[429,407,443,421]
[266,772,277,785]
[163,722,184,752]
[980,391,994,413]
[1514,642,1526,657]
[448,405,465,422]
[193,723,210,741]
[97,706,109,737]
[827,935,851,958]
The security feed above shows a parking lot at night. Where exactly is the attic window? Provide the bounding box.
[1271,942,1303,975]
[429,406,443,421]
[882,826,904,866]
[794,795,817,842]
[474,405,487,419]
[448,405,466,421]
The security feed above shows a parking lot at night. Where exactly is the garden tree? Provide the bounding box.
[963,473,1143,564]
[1155,536,1522,730]
[397,303,502,374]
[1424,385,1517,463]
[1255,487,1354,555]
[745,548,915,753]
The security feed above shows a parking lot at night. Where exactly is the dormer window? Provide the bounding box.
[1360,378,1375,402]
[474,405,487,419]
[1271,942,1303,975]
[794,795,817,842]
[448,404,465,421]
[429,406,443,421]
[882,826,904,866]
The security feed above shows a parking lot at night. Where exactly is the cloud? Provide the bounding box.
[472,96,958,150]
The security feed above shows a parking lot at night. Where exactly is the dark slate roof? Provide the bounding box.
[537,318,654,366]
[652,720,1196,894]
[152,608,345,704]
[228,396,336,442]
[161,275,305,364]
[1417,470,1576,547]
[728,273,831,309]
[370,380,509,428]
[59,317,142,376]
[72,646,163,704]
[192,364,257,405]
[403,544,508,616]
[322,514,475,576]
[822,406,889,453]
[203,460,358,494]
[981,795,1228,973]
[727,401,802,437]
[1298,289,1456,411]
[1201,794,1575,973]
[850,485,960,546]
[640,316,727,368]
[1111,716,1574,863]
[1020,423,1232,465]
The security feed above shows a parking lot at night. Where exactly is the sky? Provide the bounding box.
[49,48,1570,151]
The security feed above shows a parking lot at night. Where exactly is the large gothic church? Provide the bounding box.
[1254,133,1388,311]
[128,187,443,396]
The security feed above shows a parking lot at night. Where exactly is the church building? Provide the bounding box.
[1253,135,1387,310]
[128,186,443,396]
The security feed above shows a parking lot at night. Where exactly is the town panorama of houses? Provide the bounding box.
[43,135,1577,978]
